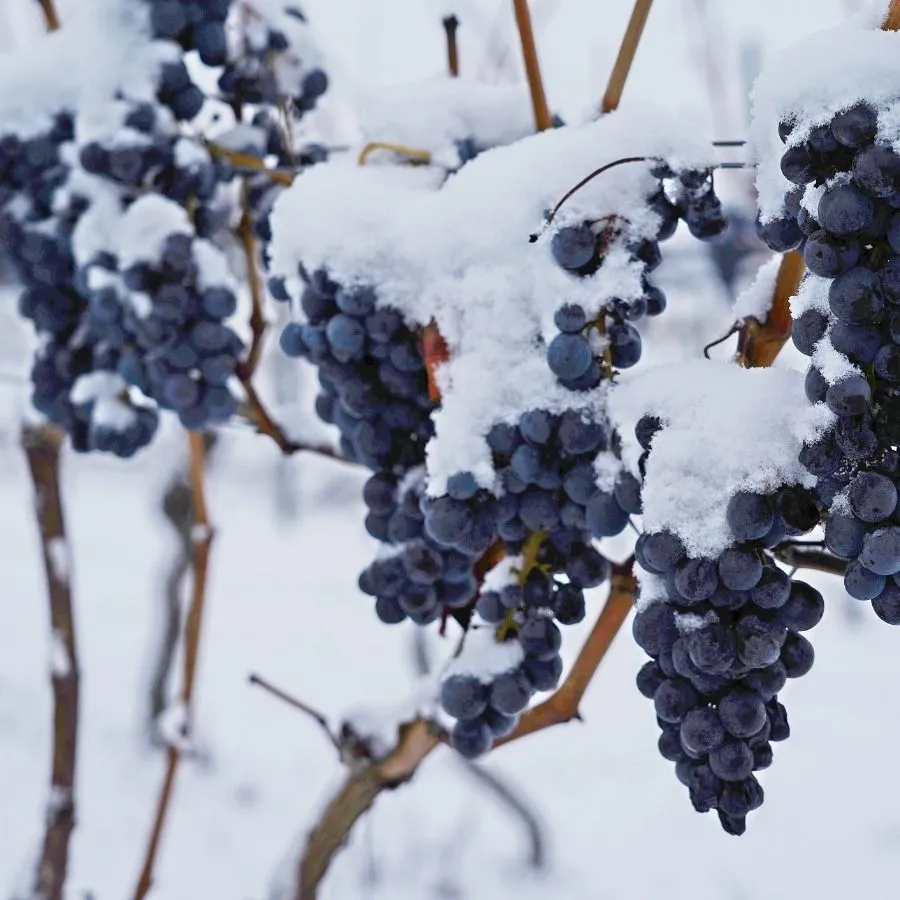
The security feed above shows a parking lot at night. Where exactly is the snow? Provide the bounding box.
[751,12,900,221]
[0,0,169,137]
[733,253,781,321]
[270,107,717,491]
[443,622,525,683]
[46,538,70,585]
[49,628,71,678]
[117,195,193,269]
[357,76,535,165]
[482,555,523,592]
[609,361,826,557]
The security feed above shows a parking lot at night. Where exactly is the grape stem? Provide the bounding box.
[357,142,433,166]
[132,432,215,900]
[600,0,654,114]
[22,424,78,900]
[735,250,804,367]
[204,140,297,186]
[248,673,341,751]
[39,0,61,30]
[770,544,848,576]
[443,15,460,76]
[235,372,357,465]
[290,557,636,899]
[512,0,553,132]
[237,186,267,378]
[529,157,649,239]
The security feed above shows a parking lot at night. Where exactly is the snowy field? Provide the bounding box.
[4,1,900,899]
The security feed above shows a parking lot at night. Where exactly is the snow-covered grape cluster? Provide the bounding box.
[632,417,823,833]
[758,91,900,625]
[547,165,727,389]
[0,0,332,453]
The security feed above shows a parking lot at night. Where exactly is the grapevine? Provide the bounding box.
[4,3,900,900]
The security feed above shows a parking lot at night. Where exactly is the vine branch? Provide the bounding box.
[23,423,78,900]
[237,191,267,378]
[292,558,636,898]
[601,0,654,114]
[512,0,553,132]
[735,250,804,368]
[132,431,215,900]
[883,0,900,31]
[39,0,61,31]
[443,15,460,77]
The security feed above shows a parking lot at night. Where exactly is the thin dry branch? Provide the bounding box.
[512,0,553,132]
[292,559,637,899]
[132,432,215,900]
[249,673,339,751]
[39,0,61,30]
[23,424,78,900]
[600,0,654,114]
[237,198,267,378]
[236,373,355,465]
[443,15,460,76]
[735,250,804,368]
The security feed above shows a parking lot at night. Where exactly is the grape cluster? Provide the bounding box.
[277,269,435,471]
[0,110,164,455]
[440,532,610,757]
[80,196,243,431]
[759,103,900,623]
[358,470,479,626]
[546,163,726,390]
[428,409,629,754]
[632,417,823,833]
[218,2,328,114]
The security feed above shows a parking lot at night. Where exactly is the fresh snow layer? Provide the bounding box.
[443,623,525,683]
[610,361,830,557]
[0,0,169,137]
[356,77,535,166]
[751,15,900,221]
[269,107,718,491]
[733,254,781,322]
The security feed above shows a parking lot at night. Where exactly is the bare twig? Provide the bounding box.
[421,322,450,404]
[249,673,340,751]
[237,193,267,378]
[236,373,356,465]
[735,251,804,368]
[771,545,848,576]
[39,0,61,31]
[512,0,553,132]
[455,761,545,868]
[148,434,219,738]
[883,0,900,31]
[292,559,637,898]
[132,432,215,900]
[443,15,460,76]
[22,423,78,900]
[600,0,654,114]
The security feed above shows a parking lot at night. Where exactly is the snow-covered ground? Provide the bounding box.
[4,1,899,899]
